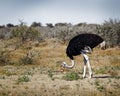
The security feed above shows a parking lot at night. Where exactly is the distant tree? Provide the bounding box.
[55,23,68,26]
[31,22,42,27]
[76,22,87,26]
[46,23,54,28]
[0,25,5,28]
[6,23,14,27]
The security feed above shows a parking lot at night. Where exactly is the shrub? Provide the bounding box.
[0,51,10,65]
[12,24,39,42]
[96,18,120,47]
[19,56,33,65]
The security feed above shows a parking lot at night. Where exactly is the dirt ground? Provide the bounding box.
[0,65,120,96]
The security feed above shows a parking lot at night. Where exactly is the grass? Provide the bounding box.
[110,56,120,66]
[95,66,120,78]
[48,69,54,80]
[3,70,16,76]
[94,79,100,86]
[97,85,105,92]
[16,75,30,84]
[62,71,80,81]
[94,79,105,92]
[95,67,107,74]
[22,68,34,76]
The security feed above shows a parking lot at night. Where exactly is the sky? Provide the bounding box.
[0,0,120,25]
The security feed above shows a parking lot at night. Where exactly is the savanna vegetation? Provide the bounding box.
[0,19,120,96]
[0,18,120,46]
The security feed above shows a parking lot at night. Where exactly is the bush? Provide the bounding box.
[0,51,10,65]
[12,24,39,42]
[19,56,33,65]
[96,18,120,47]
[0,27,12,39]
[0,19,119,47]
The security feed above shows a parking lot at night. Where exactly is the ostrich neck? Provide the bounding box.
[66,60,75,69]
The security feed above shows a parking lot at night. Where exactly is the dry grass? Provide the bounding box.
[0,39,120,96]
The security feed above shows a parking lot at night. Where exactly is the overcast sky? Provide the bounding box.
[0,0,120,25]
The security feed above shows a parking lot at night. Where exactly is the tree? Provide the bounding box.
[31,22,42,27]
[46,23,54,28]
[6,23,14,27]
[0,25,5,28]
[55,23,68,26]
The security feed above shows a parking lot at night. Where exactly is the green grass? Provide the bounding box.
[48,69,54,80]
[63,71,80,81]
[94,79,105,92]
[16,75,30,84]
[95,67,108,74]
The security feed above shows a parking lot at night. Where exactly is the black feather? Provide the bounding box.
[66,33,104,60]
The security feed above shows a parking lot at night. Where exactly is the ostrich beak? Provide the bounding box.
[61,62,66,68]
[60,62,67,71]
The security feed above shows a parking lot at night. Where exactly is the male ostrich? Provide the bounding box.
[61,33,106,78]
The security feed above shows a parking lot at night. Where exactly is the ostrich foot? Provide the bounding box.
[89,73,93,79]
[83,73,86,78]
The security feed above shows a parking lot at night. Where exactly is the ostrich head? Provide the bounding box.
[61,60,75,70]
[60,62,68,71]
[61,62,68,68]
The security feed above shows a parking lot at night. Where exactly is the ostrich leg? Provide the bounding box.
[83,57,87,78]
[81,48,93,79]
[82,53,92,78]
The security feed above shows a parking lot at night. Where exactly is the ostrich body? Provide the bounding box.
[62,33,106,78]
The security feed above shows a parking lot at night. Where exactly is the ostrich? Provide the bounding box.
[61,33,106,79]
